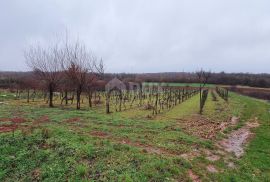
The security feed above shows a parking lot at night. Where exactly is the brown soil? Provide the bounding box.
[206,154,220,162]
[31,168,41,181]
[90,131,109,138]
[206,165,218,173]
[11,117,27,123]
[0,117,28,133]
[202,149,221,162]
[65,117,81,123]
[188,169,201,182]
[226,86,270,100]
[178,115,227,139]
[0,117,27,123]
[0,125,17,133]
[227,162,235,168]
[180,150,201,160]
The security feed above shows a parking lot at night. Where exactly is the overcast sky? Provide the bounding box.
[0,0,270,73]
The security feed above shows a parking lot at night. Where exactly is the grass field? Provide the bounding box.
[0,90,269,181]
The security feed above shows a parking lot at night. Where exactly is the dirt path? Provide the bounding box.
[218,118,260,158]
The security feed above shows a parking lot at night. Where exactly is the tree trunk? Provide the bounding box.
[32,90,36,101]
[119,92,122,111]
[199,85,202,114]
[88,91,92,108]
[65,90,68,105]
[94,92,97,106]
[27,89,30,103]
[106,94,110,114]
[49,84,53,107]
[76,86,82,110]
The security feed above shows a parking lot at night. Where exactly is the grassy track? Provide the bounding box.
[0,90,269,181]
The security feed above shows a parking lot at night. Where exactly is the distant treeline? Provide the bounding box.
[105,72,270,88]
[1,71,270,88]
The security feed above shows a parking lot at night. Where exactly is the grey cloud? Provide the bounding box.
[0,0,270,73]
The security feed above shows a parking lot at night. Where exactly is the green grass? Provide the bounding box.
[215,95,270,181]
[0,90,269,181]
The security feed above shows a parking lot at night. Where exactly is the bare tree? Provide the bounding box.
[19,74,39,103]
[24,43,63,107]
[61,39,104,110]
[196,69,211,114]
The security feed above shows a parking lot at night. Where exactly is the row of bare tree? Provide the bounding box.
[24,38,104,109]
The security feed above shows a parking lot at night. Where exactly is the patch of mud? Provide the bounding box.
[227,162,235,168]
[219,119,260,158]
[206,154,220,162]
[219,122,227,132]
[11,117,27,123]
[90,131,108,138]
[0,117,28,133]
[31,168,41,181]
[216,150,226,156]
[0,117,27,123]
[206,165,218,173]
[188,169,201,182]
[219,128,250,157]
[0,125,17,133]
[180,149,201,160]
[203,149,221,161]
[65,117,81,123]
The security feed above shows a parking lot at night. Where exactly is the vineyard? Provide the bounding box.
[3,83,214,117]
[0,82,269,181]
